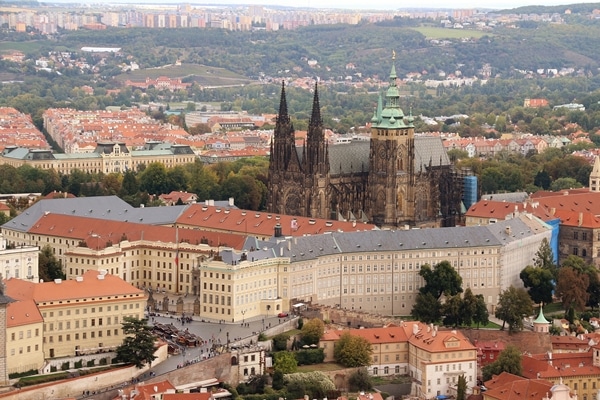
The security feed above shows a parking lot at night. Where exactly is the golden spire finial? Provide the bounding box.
[392,49,396,60]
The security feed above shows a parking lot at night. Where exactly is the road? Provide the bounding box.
[144,312,288,376]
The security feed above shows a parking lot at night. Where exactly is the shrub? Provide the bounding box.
[295,348,325,365]
[50,366,57,372]
[100,358,108,366]
[272,333,289,351]
[86,360,95,367]
[297,318,304,330]
[74,359,83,368]
[61,362,70,371]
[9,369,37,379]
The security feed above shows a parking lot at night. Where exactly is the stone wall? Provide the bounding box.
[0,342,168,400]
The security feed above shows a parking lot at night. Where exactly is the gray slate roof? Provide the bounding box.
[481,192,529,203]
[2,196,189,232]
[229,216,547,264]
[299,136,450,177]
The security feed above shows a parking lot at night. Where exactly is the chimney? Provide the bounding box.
[505,226,512,235]
[579,212,584,227]
[229,197,234,207]
[274,223,282,238]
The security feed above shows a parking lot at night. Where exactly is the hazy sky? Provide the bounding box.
[179,0,599,10]
[46,0,600,11]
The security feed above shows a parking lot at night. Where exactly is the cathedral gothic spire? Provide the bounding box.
[305,83,328,175]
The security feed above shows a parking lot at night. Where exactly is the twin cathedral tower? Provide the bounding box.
[267,56,463,228]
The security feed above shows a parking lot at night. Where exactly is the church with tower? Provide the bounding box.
[267,56,464,228]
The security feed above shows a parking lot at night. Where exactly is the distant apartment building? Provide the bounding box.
[124,77,191,91]
[524,98,549,108]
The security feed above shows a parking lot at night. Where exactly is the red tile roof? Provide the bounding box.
[522,351,600,379]
[5,270,144,303]
[483,372,554,400]
[176,204,376,238]
[27,213,246,250]
[6,298,43,327]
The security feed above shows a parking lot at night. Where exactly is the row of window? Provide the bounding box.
[10,328,40,341]
[9,344,39,355]
[42,303,137,317]
[43,329,120,342]
[44,316,118,331]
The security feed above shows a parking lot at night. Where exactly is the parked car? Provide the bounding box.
[277,312,289,318]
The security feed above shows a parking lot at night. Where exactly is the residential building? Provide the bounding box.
[320,322,477,398]
[232,347,266,382]
[6,297,44,375]
[522,350,600,400]
[5,270,146,360]
[159,191,199,206]
[482,372,556,400]
[474,340,505,367]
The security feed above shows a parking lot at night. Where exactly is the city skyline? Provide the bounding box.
[39,0,600,11]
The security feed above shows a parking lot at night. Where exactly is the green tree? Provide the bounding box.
[520,265,555,306]
[556,266,589,312]
[560,255,600,309]
[139,162,169,195]
[457,375,467,400]
[495,286,534,333]
[482,345,523,381]
[473,294,490,328]
[273,351,297,374]
[533,170,551,190]
[534,238,557,278]
[272,333,289,351]
[460,288,478,327]
[419,261,463,300]
[272,369,284,390]
[301,318,325,345]
[220,174,264,210]
[412,292,442,323]
[39,244,65,282]
[348,368,373,392]
[115,317,157,368]
[333,332,373,367]
[550,177,582,192]
[442,294,464,327]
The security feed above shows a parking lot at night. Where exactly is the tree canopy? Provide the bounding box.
[333,332,373,368]
[39,244,65,282]
[418,260,463,300]
[115,317,157,368]
[495,286,534,333]
[273,351,298,374]
[300,318,325,346]
[482,345,523,381]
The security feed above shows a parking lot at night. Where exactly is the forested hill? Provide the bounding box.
[496,2,600,14]
[55,21,600,80]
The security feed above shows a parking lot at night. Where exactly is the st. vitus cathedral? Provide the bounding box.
[267,57,463,228]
